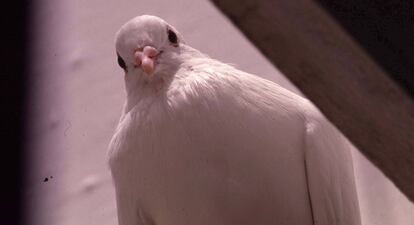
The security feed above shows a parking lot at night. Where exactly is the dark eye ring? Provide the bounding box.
[117,53,127,71]
[167,29,178,46]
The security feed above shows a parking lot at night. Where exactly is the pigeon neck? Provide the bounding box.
[179,45,206,60]
[123,73,163,111]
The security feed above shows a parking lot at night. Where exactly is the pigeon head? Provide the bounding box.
[115,15,184,78]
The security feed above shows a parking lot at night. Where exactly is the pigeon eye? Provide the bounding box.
[117,53,127,70]
[167,29,178,45]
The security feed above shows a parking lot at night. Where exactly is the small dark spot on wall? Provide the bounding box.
[43,176,53,183]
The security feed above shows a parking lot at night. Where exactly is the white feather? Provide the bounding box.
[109,15,361,225]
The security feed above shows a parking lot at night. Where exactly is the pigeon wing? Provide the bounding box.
[304,108,362,225]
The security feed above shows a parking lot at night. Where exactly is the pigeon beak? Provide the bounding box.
[134,46,159,75]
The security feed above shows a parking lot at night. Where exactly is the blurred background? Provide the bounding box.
[7,0,413,224]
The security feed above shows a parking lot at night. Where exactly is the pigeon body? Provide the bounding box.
[109,15,361,225]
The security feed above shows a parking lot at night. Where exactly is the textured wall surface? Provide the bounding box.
[25,0,413,225]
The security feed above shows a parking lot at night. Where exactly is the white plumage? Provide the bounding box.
[108,15,361,225]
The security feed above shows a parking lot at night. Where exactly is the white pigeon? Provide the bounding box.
[108,15,361,225]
